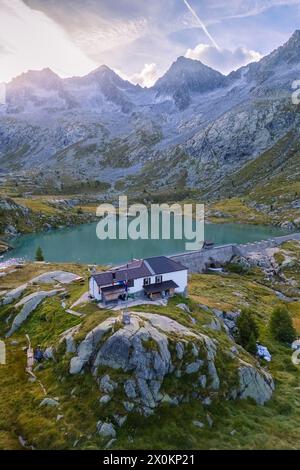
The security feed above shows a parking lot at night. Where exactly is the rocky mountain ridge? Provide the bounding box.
[1,31,300,196]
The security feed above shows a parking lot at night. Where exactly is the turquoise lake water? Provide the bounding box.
[1,221,289,265]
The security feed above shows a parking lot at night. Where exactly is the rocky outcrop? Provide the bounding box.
[69,318,114,374]
[0,271,82,308]
[30,271,82,285]
[97,421,116,439]
[59,325,81,354]
[67,311,274,418]
[1,283,28,306]
[39,397,59,407]
[236,360,275,405]
[6,289,63,337]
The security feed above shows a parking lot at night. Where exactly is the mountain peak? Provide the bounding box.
[257,29,300,70]
[170,55,219,73]
[175,55,195,64]
[154,55,225,109]
[86,64,118,80]
[84,65,137,91]
[9,67,61,88]
[281,29,300,50]
[290,29,300,41]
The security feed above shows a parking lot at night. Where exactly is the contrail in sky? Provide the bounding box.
[182,0,220,50]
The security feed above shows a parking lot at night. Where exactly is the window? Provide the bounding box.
[155,275,162,283]
[143,277,151,286]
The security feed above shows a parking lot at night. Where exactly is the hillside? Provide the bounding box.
[1,240,300,450]
[0,196,98,237]
[205,125,300,229]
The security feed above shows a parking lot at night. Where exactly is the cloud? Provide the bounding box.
[118,63,161,88]
[188,0,300,25]
[0,43,13,55]
[185,43,262,74]
[0,0,96,82]
[72,17,149,58]
[23,0,153,59]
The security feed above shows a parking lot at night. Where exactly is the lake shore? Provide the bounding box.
[1,192,300,240]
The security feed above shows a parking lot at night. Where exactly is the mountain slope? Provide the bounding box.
[1,31,300,198]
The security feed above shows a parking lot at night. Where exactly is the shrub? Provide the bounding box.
[269,307,296,344]
[227,262,246,274]
[236,309,259,354]
[226,261,249,274]
[35,246,44,261]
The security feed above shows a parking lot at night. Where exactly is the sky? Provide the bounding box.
[0,0,300,86]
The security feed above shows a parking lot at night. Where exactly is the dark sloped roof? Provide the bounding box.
[114,263,150,282]
[92,256,186,287]
[92,261,151,287]
[145,256,187,274]
[143,280,178,294]
[92,271,113,287]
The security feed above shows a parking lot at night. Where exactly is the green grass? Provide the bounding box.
[1,245,300,450]
[207,197,272,225]
[0,194,98,236]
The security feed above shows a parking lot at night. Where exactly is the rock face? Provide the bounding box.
[69,318,114,374]
[67,311,274,415]
[154,56,225,110]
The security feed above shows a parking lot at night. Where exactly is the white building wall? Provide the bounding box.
[129,269,188,295]
[161,270,188,294]
[89,277,102,301]
[89,269,188,301]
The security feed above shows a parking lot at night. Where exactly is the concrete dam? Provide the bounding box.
[170,232,300,273]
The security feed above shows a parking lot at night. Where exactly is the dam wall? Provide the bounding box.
[170,244,235,273]
[170,232,300,273]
